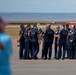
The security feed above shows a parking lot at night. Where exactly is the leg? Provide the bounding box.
[48,43,52,59]
[44,42,48,59]
[73,43,76,59]
[58,42,62,59]
[63,42,66,59]
[54,43,57,58]
[19,42,24,59]
[26,41,30,59]
[32,42,35,58]
[41,42,46,59]
[33,42,39,59]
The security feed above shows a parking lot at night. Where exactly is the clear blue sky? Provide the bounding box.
[0,0,76,13]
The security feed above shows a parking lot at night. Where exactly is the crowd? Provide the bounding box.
[18,24,76,60]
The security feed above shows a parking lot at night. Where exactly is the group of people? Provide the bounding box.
[18,23,76,60]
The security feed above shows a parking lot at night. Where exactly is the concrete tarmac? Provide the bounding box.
[11,39,76,75]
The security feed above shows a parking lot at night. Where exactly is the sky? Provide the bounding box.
[0,0,76,13]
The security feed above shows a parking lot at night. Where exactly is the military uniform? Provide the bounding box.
[31,29,39,59]
[70,30,76,59]
[58,29,68,59]
[19,30,25,59]
[24,29,31,59]
[41,31,47,59]
[54,30,60,59]
[45,28,54,59]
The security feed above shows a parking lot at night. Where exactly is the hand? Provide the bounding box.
[38,41,41,45]
[57,41,59,45]
[70,40,73,42]
[42,39,44,43]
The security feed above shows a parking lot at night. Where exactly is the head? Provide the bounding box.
[33,24,38,30]
[20,24,25,30]
[62,25,65,29]
[66,24,69,29]
[56,26,60,31]
[0,17,6,32]
[26,24,31,30]
[71,25,75,30]
[46,24,51,29]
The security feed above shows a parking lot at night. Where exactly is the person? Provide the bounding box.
[70,25,76,59]
[57,25,68,60]
[65,24,71,59]
[41,26,47,59]
[54,26,60,59]
[0,17,12,75]
[18,24,25,59]
[44,24,54,60]
[24,24,32,59]
[31,25,41,60]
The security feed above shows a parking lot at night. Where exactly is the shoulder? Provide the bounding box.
[59,30,62,33]
[1,34,12,44]
[4,34,11,41]
[20,30,24,34]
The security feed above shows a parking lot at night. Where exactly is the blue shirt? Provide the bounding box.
[31,29,39,41]
[66,28,71,40]
[59,29,68,42]
[54,30,60,43]
[46,28,54,43]
[70,30,76,42]
[19,30,25,42]
[0,33,12,75]
[41,31,47,41]
[24,29,31,43]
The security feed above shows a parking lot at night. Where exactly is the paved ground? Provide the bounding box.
[11,39,76,75]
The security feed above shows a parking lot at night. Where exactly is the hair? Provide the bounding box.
[20,24,24,28]
[66,24,69,26]
[62,25,65,28]
[33,24,37,27]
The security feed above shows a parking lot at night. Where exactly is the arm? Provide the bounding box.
[54,34,59,38]
[17,34,22,42]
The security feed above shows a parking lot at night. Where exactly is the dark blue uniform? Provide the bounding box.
[41,31,47,59]
[24,29,31,59]
[19,30,25,59]
[45,28,54,59]
[66,28,71,58]
[58,29,68,59]
[31,29,39,59]
[54,30,60,58]
[70,30,76,59]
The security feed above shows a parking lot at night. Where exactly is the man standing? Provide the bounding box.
[54,26,60,59]
[18,24,25,59]
[24,24,32,59]
[41,26,47,59]
[70,25,76,59]
[65,24,71,59]
[57,25,68,60]
[31,25,40,60]
[45,24,54,60]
